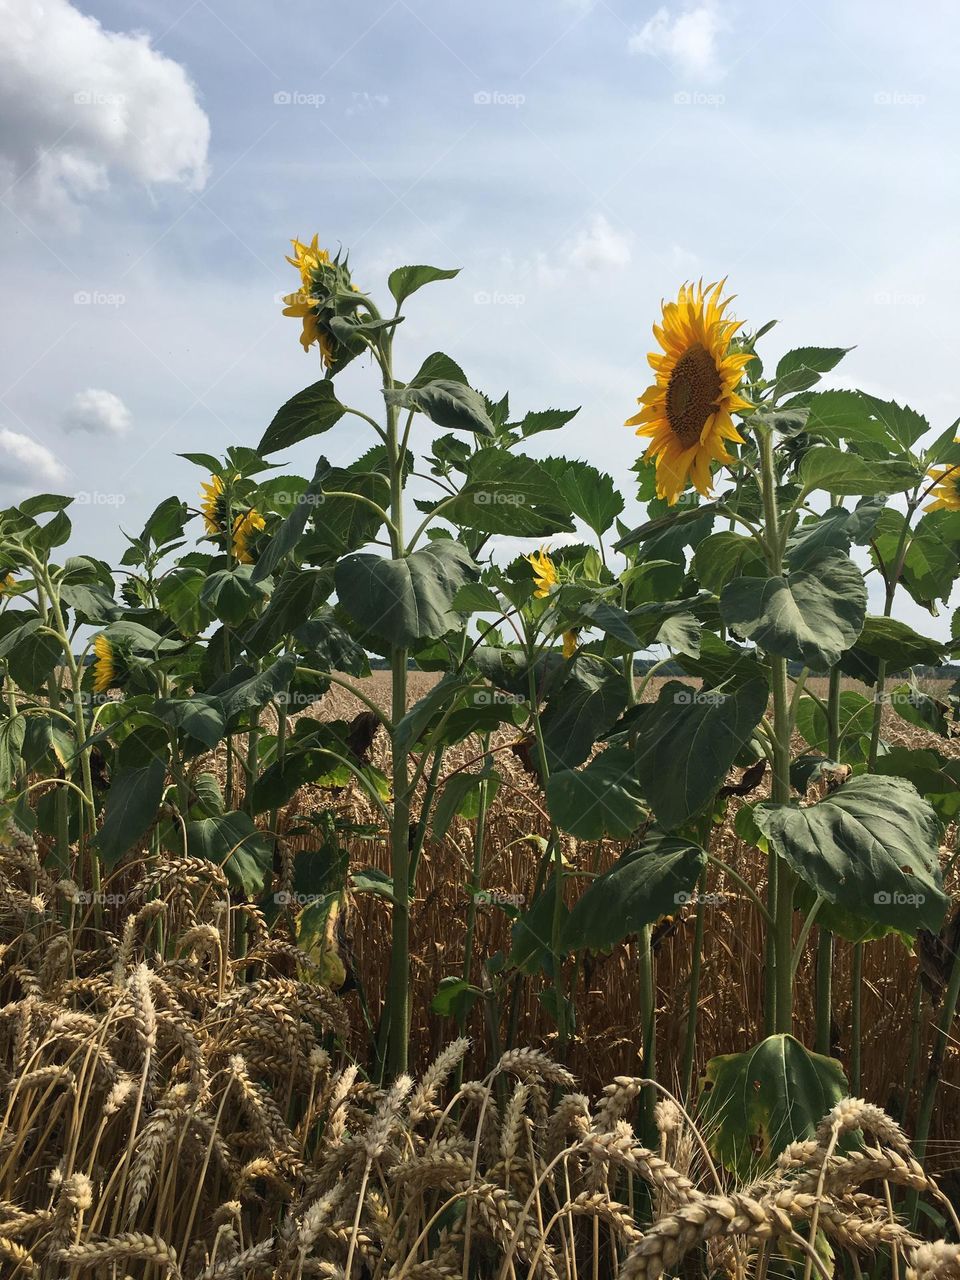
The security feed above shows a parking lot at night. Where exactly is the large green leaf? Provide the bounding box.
[208,655,297,721]
[546,746,646,840]
[838,615,943,684]
[799,446,921,496]
[562,832,705,953]
[258,381,345,454]
[693,531,766,593]
[875,748,960,822]
[335,542,480,647]
[702,1035,848,1177]
[870,509,960,611]
[539,662,627,772]
[632,677,769,829]
[774,346,851,397]
[720,550,866,670]
[388,264,459,307]
[754,775,946,935]
[152,696,226,750]
[431,450,575,537]
[185,811,273,896]
[541,457,624,537]
[0,715,26,796]
[251,457,330,584]
[94,757,168,869]
[200,567,270,626]
[386,379,494,436]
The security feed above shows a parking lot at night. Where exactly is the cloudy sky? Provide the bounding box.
[1,0,957,629]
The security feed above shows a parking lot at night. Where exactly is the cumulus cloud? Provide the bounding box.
[628,2,727,78]
[0,0,210,216]
[0,428,66,489]
[566,214,632,271]
[63,388,132,437]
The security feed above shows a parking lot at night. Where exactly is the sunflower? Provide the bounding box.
[626,280,753,506]
[562,628,579,659]
[282,235,340,365]
[0,573,14,595]
[231,508,266,564]
[200,474,227,536]
[924,464,960,512]
[528,546,558,598]
[92,634,117,694]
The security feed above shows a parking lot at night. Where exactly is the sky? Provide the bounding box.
[0,0,958,633]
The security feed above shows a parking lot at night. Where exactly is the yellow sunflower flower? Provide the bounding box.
[528,546,558,598]
[286,234,330,285]
[231,508,266,564]
[562,628,579,659]
[92,634,116,694]
[627,280,753,506]
[200,474,226,535]
[0,573,14,595]
[925,464,960,512]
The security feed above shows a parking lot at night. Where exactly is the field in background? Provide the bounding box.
[279,671,960,1173]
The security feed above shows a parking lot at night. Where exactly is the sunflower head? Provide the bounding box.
[282,235,363,367]
[200,474,228,536]
[0,573,14,596]
[231,507,267,564]
[627,279,753,506]
[528,546,558,598]
[92,633,120,695]
[562,628,579,659]
[925,463,960,512]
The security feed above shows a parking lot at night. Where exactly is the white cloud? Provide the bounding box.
[0,0,210,216]
[628,2,726,79]
[566,214,632,271]
[63,388,132,437]
[0,428,66,488]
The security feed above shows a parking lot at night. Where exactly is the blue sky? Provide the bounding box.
[1,0,957,629]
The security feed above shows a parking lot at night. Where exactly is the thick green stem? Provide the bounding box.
[681,868,707,1101]
[906,952,960,1226]
[815,664,842,1054]
[851,941,863,1093]
[458,767,491,1036]
[638,924,656,1130]
[381,326,412,1080]
[757,427,795,1035]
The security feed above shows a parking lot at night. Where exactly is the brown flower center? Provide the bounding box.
[665,343,722,447]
